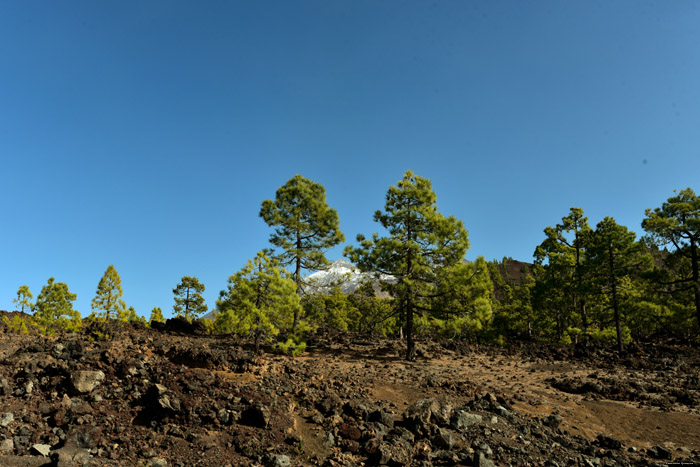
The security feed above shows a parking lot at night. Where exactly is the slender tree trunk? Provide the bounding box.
[405,226,415,361]
[293,230,302,332]
[406,295,415,361]
[691,238,700,329]
[609,246,623,353]
[575,237,588,337]
[185,288,190,321]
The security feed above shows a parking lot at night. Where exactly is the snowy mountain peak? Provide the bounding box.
[304,259,393,295]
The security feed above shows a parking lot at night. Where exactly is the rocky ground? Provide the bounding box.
[0,318,699,466]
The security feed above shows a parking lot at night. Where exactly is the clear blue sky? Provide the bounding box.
[1,1,699,318]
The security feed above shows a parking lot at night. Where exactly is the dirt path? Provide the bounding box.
[301,347,700,455]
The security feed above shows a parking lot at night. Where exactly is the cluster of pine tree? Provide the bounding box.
[5,266,203,338]
[488,188,700,351]
[5,172,698,358]
[212,171,494,360]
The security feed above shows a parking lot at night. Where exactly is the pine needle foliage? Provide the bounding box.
[345,170,491,360]
[642,188,700,330]
[216,252,302,351]
[260,174,344,330]
[149,307,165,325]
[34,277,81,335]
[91,265,128,321]
[12,285,34,313]
[173,276,208,321]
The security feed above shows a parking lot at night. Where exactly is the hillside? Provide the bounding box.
[0,320,698,466]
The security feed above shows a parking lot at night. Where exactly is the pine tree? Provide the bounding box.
[587,217,651,351]
[533,208,592,341]
[345,171,490,360]
[216,252,302,351]
[12,285,34,313]
[642,188,700,330]
[173,276,208,321]
[149,307,165,325]
[91,265,128,321]
[34,277,81,334]
[347,281,396,335]
[127,306,146,325]
[260,174,344,328]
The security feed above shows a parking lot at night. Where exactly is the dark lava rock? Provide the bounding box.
[432,427,455,449]
[240,403,271,428]
[368,409,394,427]
[596,434,622,450]
[339,422,362,441]
[317,394,343,416]
[647,445,672,460]
[542,414,563,429]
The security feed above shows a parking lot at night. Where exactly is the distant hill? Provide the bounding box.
[498,259,533,286]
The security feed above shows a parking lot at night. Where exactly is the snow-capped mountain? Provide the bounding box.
[303,259,394,295]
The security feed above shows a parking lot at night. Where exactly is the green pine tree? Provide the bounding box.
[344,170,490,360]
[533,208,592,341]
[216,252,302,351]
[260,174,345,329]
[347,281,396,335]
[127,306,146,325]
[34,277,81,335]
[642,188,700,330]
[173,276,208,321]
[91,265,128,321]
[587,217,651,351]
[12,285,34,313]
[149,307,165,325]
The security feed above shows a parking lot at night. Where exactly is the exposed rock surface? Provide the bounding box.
[0,319,698,466]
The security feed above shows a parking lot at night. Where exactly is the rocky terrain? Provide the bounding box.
[0,317,699,466]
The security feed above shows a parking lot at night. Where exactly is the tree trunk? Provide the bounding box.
[406,296,415,361]
[691,238,700,330]
[293,230,302,332]
[405,225,415,361]
[609,246,623,353]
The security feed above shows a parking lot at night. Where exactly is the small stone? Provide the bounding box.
[0,438,13,452]
[474,451,496,467]
[647,445,672,460]
[0,412,14,427]
[31,443,51,457]
[543,415,563,429]
[71,371,105,393]
[451,410,482,430]
[433,427,455,449]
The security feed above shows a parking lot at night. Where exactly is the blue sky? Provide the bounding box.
[1,1,699,319]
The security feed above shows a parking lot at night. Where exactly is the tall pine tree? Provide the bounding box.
[642,188,700,330]
[533,208,591,341]
[12,285,34,313]
[173,276,208,321]
[91,265,128,321]
[34,277,81,334]
[345,171,490,360]
[587,217,651,351]
[260,174,344,329]
[216,252,301,351]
